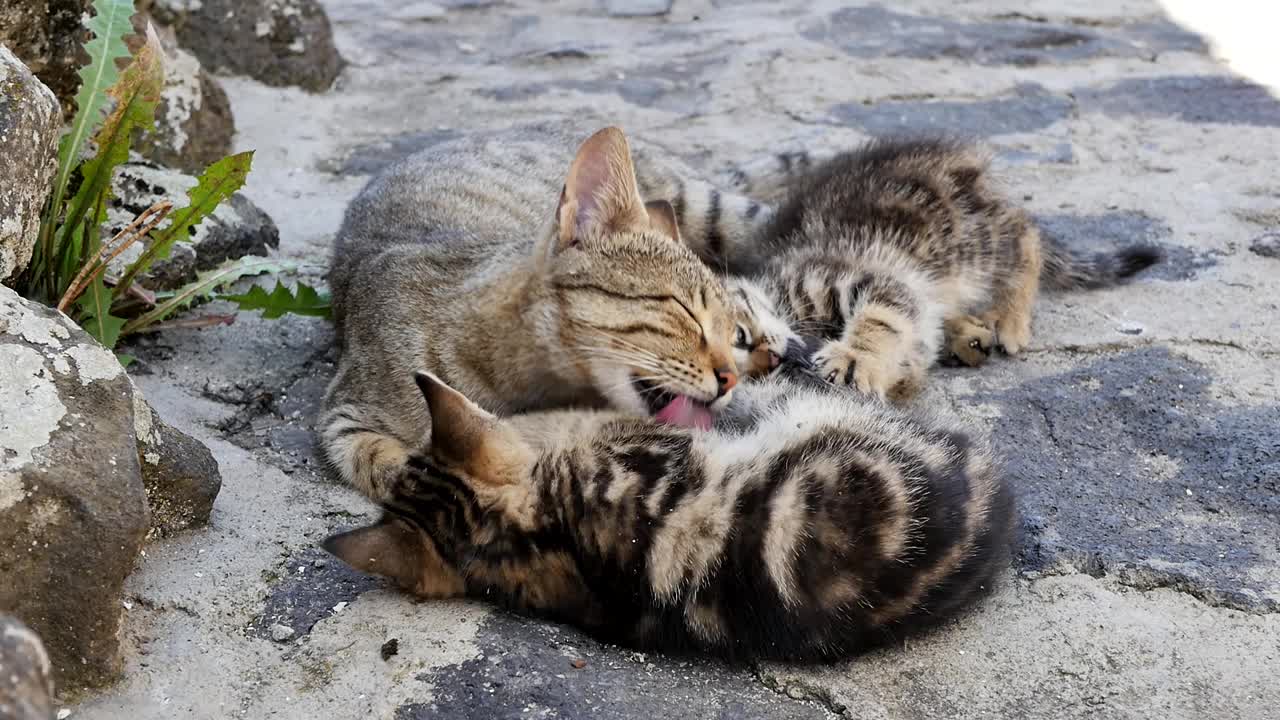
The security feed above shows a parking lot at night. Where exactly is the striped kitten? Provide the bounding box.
[324,371,1015,661]
[322,124,773,500]
[724,138,1161,399]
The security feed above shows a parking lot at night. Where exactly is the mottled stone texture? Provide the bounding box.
[0,0,93,114]
[0,47,61,285]
[0,615,55,720]
[153,0,344,92]
[0,286,223,690]
[0,286,149,691]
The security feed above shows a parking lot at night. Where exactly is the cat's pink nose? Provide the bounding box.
[715,367,737,396]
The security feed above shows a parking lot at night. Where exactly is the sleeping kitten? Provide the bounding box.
[324,371,1016,662]
[722,138,1162,399]
[322,125,774,500]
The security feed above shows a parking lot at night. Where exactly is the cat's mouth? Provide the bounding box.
[632,377,714,431]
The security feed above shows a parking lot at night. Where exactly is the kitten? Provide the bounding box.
[321,125,774,500]
[324,371,1015,662]
[722,138,1162,399]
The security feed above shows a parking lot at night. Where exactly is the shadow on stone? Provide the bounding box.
[250,547,383,641]
[972,347,1279,611]
[400,612,834,719]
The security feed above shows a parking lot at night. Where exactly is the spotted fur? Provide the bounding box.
[325,371,1015,662]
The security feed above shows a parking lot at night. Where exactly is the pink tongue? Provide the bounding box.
[654,394,713,431]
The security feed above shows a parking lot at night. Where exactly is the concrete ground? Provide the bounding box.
[75,0,1279,718]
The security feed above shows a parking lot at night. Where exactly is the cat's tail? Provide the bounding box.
[318,403,411,502]
[716,150,826,205]
[1039,233,1163,291]
[632,152,777,273]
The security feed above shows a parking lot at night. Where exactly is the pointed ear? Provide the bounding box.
[414,372,495,464]
[323,517,426,589]
[645,199,681,242]
[556,127,650,249]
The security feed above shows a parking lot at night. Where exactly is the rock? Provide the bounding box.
[0,46,62,285]
[1249,231,1280,259]
[152,0,344,92]
[0,0,93,115]
[0,285,149,690]
[0,615,56,720]
[133,392,222,538]
[105,162,280,290]
[268,623,295,642]
[602,0,673,17]
[0,285,223,690]
[129,19,236,174]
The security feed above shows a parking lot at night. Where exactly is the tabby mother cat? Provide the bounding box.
[322,125,774,500]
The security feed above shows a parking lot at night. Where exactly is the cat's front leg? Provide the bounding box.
[812,273,932,402]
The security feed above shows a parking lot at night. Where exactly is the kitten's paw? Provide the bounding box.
[994,317,1031,356]
[814,341,893,401]
[944,315,995,367]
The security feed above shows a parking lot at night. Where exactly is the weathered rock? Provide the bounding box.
[1249,231,1280,259]
[152,0,344,92]
[133,390,222,537]
[129,18,237,174]
[0,615,55,720]
[106,162,280,290]
[0,46,62,285]
[0,285,149,691]
[0,285,223,689]
[0,0,93,114]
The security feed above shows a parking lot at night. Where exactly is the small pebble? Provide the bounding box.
[786,686,805,700]
[458,42,478,54]
[570,659,587,669]
[313,558,328,568]
[381,638,400,660]
[332,601,349,614]
[57,710,72,720]
[269,624,295,642]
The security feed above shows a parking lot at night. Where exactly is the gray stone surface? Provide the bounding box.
[134,395,223,538]
[130,19,238,174]
[0,285,149,691]
[0,615,55,720]
[0,46,61,285]
[106,162,280,290]
[0,0,93,115]
[154,0,344,92]
[72,0,1280,717]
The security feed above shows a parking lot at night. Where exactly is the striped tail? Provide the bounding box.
[1040,234,1164,291]
[318,403,412,501]
[716,150,829,205]
[631,149,777,274]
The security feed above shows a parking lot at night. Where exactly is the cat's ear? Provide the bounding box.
[414,371,494,464]
[323,516,466,597]
[645,199,681,242]
[556,126,649,249]
[323,516,427,588]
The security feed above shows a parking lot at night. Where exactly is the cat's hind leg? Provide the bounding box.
[982,222,1043,356]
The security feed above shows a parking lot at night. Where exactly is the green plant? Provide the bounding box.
[16,0,328,355]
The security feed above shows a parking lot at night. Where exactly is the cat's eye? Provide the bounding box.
[734,325,751,348]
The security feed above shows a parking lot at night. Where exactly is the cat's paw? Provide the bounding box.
[944,315,995,367]
[814,340,895,401]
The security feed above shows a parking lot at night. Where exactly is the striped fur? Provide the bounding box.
[724,137,1160,400]
[325,372,1015,662]
[322,124,771,500]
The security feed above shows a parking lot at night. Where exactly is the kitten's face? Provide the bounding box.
[724,276,800,378]
[551,233,739,425]
[543,127,739,429]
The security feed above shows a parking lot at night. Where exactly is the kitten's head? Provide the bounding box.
[723,276,804,378]
[540,127,739,429]
[324,373,563,598]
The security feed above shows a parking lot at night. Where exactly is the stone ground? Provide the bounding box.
[74,1,1279,718]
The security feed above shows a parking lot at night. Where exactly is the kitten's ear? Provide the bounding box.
[645,199,681,242]
[323,516,426,588]
[556,127,650,249]
[414,372,493,463]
